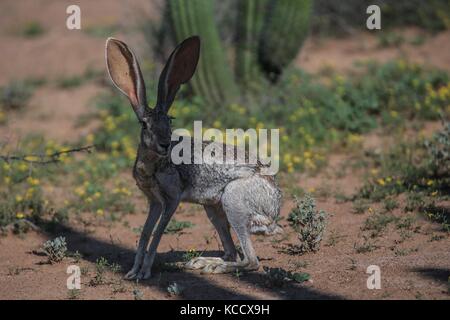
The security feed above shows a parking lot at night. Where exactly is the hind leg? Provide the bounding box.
[186,180,259,274]
[185,205,237,270]
[204,205,237,261]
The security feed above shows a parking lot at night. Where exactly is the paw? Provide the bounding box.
[201,262,228,274]
[185,257,224,270]
[136,268,152,280]
[124,268,140,280]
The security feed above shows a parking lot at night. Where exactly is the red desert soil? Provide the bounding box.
[0,1,449,299]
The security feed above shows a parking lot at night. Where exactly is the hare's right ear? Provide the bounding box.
[105,38,147,120]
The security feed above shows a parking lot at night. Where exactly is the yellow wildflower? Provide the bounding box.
[16,212,25,219]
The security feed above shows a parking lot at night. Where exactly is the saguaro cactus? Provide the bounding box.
[259,0,313,80]
[169,0,239,106]
[235,0,269,87]
[164,0,313,104]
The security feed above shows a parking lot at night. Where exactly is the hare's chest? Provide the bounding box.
[133,160,157,195]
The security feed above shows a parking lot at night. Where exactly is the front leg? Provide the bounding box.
[125,202,162,280]
[136,197,180,280]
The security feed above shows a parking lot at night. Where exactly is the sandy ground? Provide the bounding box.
[0,1,449,300]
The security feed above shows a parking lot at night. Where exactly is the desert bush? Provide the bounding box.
[0,81,33,110]
[355,122,450,231]
[167,282,184,296]
[43,236,67,263]
[287,194,327,254]
[426,121,450,175]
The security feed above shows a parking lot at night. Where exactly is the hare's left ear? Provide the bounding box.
[105,38,147,120]
[156,36,200,114]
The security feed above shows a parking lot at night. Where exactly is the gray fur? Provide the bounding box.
[105,36,282,280]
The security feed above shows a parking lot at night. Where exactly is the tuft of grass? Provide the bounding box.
[378,31,405,48]
[383,198,399,212]
[89,256,118,286]
[352,199,370,214]
[363,213,397,237]
[354,236,378,253]
[43,236,67,263]
[67,289,81,300]
[164,219,194,234]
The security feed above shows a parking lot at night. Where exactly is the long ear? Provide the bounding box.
[105,38,147,120]
[156,36,200,113]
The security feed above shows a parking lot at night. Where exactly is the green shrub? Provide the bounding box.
[1,81,33,110]
[287,194,327,254]
[43,236,67,263]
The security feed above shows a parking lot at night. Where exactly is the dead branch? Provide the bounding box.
[0,145,95,165]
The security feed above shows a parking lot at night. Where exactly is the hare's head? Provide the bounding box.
[105,36,200,157]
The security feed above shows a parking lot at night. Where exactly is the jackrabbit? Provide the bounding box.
[105,36,282,280]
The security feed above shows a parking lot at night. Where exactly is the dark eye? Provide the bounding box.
[141,121,148,129]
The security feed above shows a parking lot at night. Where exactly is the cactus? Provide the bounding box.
[259,0,313,80]
[235,0,269,87]
[164,0,313,103]
[169,0,239,106]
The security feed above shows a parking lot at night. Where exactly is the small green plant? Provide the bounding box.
[396,216,415,230]
[263,266,310,287]
[164,219,194,234]
[56,75,84,89]
[287,194,327,254]
[67,289,81,300]
[21,21,45,38]
[1,81,33,110]
[354,236,378,253]
[42,236,67,263]
[133,288,144,300]
[182,249,201,262]
[378,31,405,48]
[167,282,184,297]
[383,198,399,212]
[352,199,370,214]
[89,256,110,286]
[426,121,450,176]
[363,213,397,237]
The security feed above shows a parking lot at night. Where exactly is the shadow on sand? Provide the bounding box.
[42,221,343,300]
